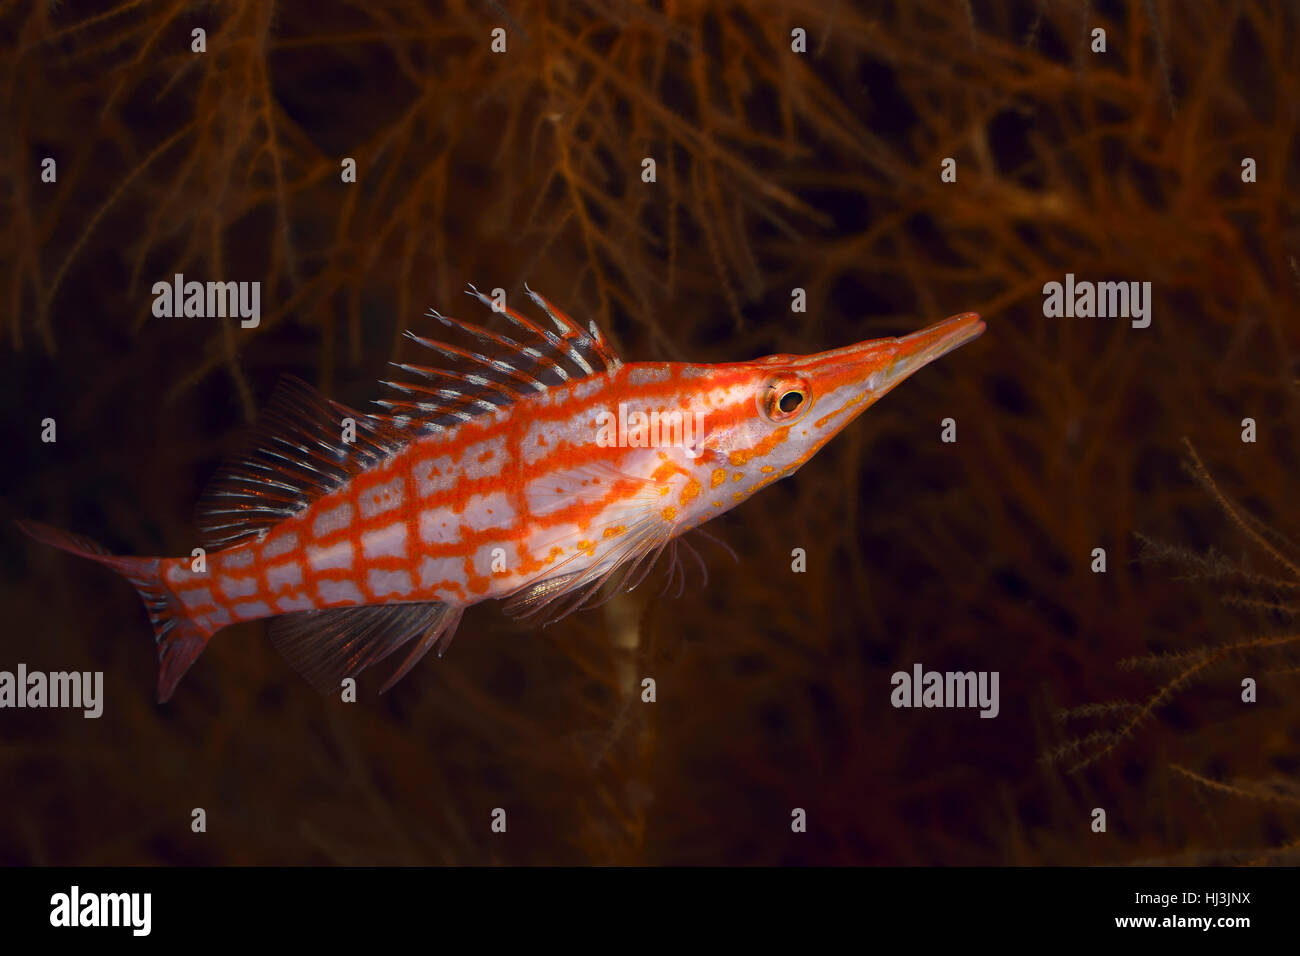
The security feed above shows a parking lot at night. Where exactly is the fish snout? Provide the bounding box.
[798,311,985,408]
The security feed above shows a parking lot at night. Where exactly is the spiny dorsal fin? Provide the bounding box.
[196,375,411,550]
[522,282,621,370]
[376,285,622,428]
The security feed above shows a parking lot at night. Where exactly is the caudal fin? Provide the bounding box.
[16,520,208,702]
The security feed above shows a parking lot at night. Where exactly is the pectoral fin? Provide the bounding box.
[503,513,675,625]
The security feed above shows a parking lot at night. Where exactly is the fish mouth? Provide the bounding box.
[872,311,985,395]
[789,311,985,435]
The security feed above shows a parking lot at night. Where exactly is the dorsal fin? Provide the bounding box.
[522,282,621,370]
[200,289,619,549]
[196,375,410,550]
[376,285,622,428]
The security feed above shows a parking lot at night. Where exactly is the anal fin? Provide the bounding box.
[268,602,463,694]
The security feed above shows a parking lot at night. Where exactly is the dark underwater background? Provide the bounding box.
[2,0,1297,864]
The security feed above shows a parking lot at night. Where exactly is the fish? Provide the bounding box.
[18,286,985,702]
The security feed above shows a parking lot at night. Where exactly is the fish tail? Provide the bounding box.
[16,520,208,703]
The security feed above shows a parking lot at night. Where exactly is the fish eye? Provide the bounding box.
[760,375,812,423]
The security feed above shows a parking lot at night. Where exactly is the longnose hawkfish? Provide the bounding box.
[19,287,984,701]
